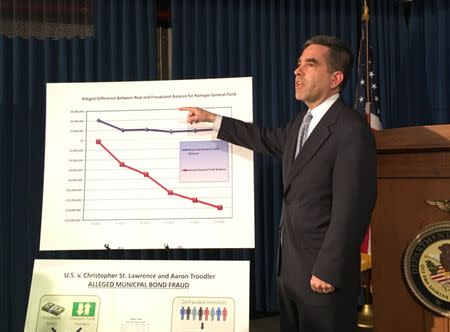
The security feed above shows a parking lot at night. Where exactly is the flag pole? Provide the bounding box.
[363,1,370,100]
[362,0,371,125]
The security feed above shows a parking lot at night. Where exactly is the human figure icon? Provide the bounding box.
[198,307,203,321]
[186,306,191,320]
[222,307,228,321]
[204,307,210,321]
[216,307,221,321]
[192,306,198,320]
[180,306,185,320]
[210,307,215,321]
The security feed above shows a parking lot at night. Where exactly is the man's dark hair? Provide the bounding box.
[303,35,353,90]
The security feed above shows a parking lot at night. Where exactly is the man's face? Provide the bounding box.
[294,44,341,109]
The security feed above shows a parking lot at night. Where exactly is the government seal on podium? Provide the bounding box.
[403,221,450,316]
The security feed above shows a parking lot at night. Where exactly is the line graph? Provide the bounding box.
[83,108,233,221]
[95,139,223,210]
[40,78,254,250]
[96,118,214,134]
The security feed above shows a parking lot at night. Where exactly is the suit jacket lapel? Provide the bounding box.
[283,98,343,195]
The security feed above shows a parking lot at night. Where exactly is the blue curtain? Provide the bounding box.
[0,1,157,330]
[371,0,450,127]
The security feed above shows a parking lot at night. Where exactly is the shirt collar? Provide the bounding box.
[308,93,340,119]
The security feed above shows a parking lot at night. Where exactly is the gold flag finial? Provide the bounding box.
[362,0,369,22]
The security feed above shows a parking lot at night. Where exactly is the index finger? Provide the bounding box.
[178,107,197,112]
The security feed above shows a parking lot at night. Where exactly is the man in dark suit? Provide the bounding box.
[180,35,377,332]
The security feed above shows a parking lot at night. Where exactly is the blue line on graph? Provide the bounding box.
[96,119,213,134]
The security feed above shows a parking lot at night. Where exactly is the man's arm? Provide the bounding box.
[179,107,289,159]
[312,117,377,289]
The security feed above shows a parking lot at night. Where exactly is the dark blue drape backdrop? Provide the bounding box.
[372,0,450,127]
[1,0,450,330]
[0,1,157,331]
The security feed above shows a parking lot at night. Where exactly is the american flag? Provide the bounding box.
[356,1,381,256]
[430,265,450,286]
[354,1,382,131]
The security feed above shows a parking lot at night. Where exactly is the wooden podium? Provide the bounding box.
[372,125,450,332]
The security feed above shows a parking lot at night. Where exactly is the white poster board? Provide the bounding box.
[24,259,250,332]
[41,77,254,250]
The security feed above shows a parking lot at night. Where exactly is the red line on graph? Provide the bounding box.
[95,139,223,211]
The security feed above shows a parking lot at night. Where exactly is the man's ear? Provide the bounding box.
[331,71,344,89]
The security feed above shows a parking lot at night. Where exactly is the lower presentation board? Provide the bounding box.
[24,259,249,332]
